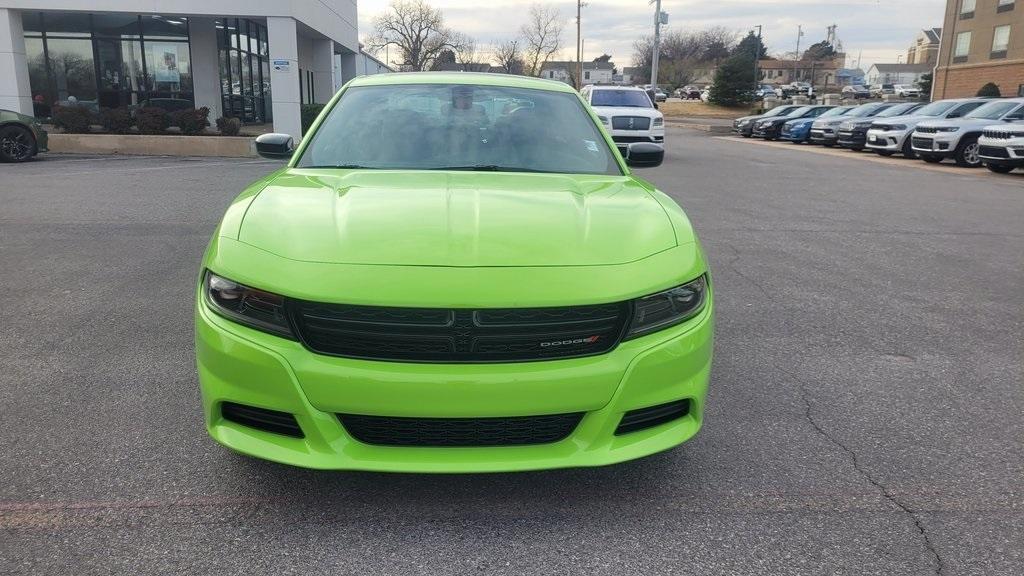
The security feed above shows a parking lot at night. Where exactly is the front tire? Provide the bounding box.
[901,137,918,159]
[986,163,1015,174]
[954,136,982,168]
[0,124,36,163]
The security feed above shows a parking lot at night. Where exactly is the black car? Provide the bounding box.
[836,102,925,150]
[810,102,895,146]
[841,85,871,99]
[751,105,834,140]
[732,105,804,138]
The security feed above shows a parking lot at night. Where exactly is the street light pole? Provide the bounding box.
[751,25,762,89]
[576,0,583,90]
[650,0,662,89]
[793,24,802,83]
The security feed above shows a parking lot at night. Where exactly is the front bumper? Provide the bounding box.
[195,285,714,472]
[837,128,869,148]
[611,128,665,154]
[978,136,1024,166]
[751,124,783,138]
[865,128,908,151]
[809,127,837,144]
[780,125,810,142]
[911,132,958,156]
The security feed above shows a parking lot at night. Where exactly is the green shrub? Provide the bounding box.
[135,107,170,134]
[171,106,210,135]
[52,105,94,134]
[301,103,326,133]
[99,107,134,134]
[977,82,1001,97]
[215,116,242,136]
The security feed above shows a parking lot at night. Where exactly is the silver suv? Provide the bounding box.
[865,98,989,158]
[911,98,1024,167]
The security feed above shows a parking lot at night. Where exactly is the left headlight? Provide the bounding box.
[598,115,610,126]
[203,271,295,338]
[653,117,664,127]
[624,275,708,340]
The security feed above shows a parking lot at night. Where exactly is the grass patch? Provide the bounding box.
[660,101,755,119]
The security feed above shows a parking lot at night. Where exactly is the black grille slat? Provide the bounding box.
[912,137,933,149]
[979,145,1010,158]
[290,301,630,363]
[916,126,939,134]
[339,412,584,446]
[222,402,304,438]
[615,400,691,435]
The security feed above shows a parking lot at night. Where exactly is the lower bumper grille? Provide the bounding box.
[222,402,304,438]
[912,137,933,149]
[979,145,1010,159]
[338,412,584,447]
[615,399,691,435]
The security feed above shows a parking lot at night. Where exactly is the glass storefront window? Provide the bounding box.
[25,37,52,116]
[145,41,192,98]
[46,37,98,108]
[41,12,91,37]
[22,11,43,34]
[217,18,269,123]
[142,15,189,39]
[92,14,141,38]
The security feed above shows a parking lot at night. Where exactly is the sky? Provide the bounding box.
[357,0,947,71]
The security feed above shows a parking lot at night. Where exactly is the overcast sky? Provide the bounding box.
[358,0,946,71]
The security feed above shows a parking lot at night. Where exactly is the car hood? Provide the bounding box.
[591,105,662,119]
[813,114,855,127]
[235,169,680,267]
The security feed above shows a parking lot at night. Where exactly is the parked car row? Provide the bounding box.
[734,97,1024,173]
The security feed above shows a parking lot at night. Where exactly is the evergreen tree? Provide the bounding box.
[733,31,767,60]
[801,41,836,61]
[709,54,755,107]
[977,82,1001,97]
[918,72,933,96]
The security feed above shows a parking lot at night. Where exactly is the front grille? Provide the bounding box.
[338,412,584,446]
[983,129,1017,139]
[612,116,651,130]
[912,136,934,149]
[613,135,656,144]
[290,301,630,363]
[221,402,304,438]
[916,126,939,134]
[615,399,691,435]
[979,145,1010,158]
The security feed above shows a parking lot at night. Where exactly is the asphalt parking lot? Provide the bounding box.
[2,127,1022,575]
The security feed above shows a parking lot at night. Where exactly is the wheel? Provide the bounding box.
[0,124,36,163]
[954,136,982,168]
[901,137,918,159]
[850,147,863,152]
[742,133,752,138]
[986,163,1015,174]
[877,151,895,157]
[920,154,943,163]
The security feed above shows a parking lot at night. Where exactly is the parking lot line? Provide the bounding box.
[713,136,1018,179]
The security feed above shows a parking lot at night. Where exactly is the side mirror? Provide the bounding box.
[255,133,295,160]
[625,142,664,168]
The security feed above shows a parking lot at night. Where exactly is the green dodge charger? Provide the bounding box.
[196,72,713,472]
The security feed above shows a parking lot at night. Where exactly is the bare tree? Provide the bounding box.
[453,33,478,65]
[631,27,739,86]
[368,0,465,71]
[521,4,564,76]
[493,39,525,74]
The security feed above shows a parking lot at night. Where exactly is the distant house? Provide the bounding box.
[620,66,640,85]
[539,61,615,85]
[907,28,942,65]
[836,68,866,86]
[865,63,933,86]
[432,62,496,73]
[758,56,845,87]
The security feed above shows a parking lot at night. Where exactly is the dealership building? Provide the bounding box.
[0,1,383,137]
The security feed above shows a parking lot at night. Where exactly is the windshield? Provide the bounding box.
[850,85,867,90]
[591,89,653,108]
[764,106,799,117]
[785,106,813,117]
[297,84,620,175]
[914,101,957,116]
[966,101,1021,120]
[820,107,852,118]
[847,104,885,118]
[876,103,921,117]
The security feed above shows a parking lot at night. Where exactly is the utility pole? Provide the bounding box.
[751,25,762,89]
[650,0,662,89]
[576,0,583,90]
[793,25,803,82]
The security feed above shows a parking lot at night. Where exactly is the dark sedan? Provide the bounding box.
[752,105,834,140]
[837,102,925,150]
[732,105,804,138]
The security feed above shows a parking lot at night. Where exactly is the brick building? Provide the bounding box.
[907,28,943,64]
[933,0,1024,98]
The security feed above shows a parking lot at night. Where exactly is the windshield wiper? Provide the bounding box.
[429,165,549,173]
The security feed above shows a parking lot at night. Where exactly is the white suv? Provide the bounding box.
[910,98,1024,166]
[865,98,989,158]
[978,124,1024,173]
[581,85,665,154]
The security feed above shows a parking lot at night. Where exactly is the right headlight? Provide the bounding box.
[203,271,295,339]
[624,275,708,339]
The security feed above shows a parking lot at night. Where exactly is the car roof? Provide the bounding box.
[347,72,577,93]
[591,85,645,91]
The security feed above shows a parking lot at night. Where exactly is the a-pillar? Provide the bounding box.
[0,8,32,115]
[267,16,301,138]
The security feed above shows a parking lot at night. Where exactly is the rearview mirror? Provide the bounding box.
[625,142,664,168]
[255,133,296,160]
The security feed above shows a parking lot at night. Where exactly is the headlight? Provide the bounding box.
[598,115,610,126]
[624,276,708,339]
[653,117,664,127]
[934,127,960,133]
[203,271,294,338]
[739,119,751,126]
[888,124,907,130]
